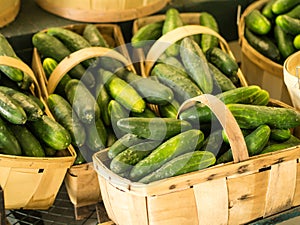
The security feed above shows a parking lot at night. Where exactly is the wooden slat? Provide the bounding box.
[292,162,300,206]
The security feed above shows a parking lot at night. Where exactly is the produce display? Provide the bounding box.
[243,0,300,64]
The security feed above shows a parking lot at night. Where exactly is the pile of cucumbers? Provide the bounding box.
[0,33,72,157]
[243,0,300,64]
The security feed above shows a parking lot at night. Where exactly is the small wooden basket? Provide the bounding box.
[35,0,169,23]
[0,55,76,210]
[238,0,292,105]
[93,94,300,225]
[0,0,20,28]
[31,23,135,212]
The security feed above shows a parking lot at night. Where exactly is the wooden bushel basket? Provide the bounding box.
[93,93,300,225]
[0,0,20,28]
[0,56,76,210]
[238,0,292,105]
[31,23,136,210]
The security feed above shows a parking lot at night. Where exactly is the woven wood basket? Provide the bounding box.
[31,23,135,209]
[35,0,169,23]
[238,0,292,105]
[0,0,20,28]
[0,56,76,210]
[93,94,300,225]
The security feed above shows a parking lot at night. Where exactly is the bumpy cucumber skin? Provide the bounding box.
[0,116,22,155]
[272,0,300,15]
[108,99,129,138]
[180,37,214,94]
[159,99,180,119]
[274,25,295,59]
[270,128,291,142]
[199,12,219,53]
[83,24,110,48]
[261,135,300,154]
[245,9,272,35]
[117,117,193,141]
[139,150,216,184]
[85,117,107,151]
[95,82,111,126]
[47,93,86,147]
[129,129,204,181]
[208,63,236,92]
[276,15,300,36]
[285,5,300,19]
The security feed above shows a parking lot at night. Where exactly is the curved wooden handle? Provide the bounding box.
[144,25,234,76]
[0,56,42,98]
[47,46,133,94]
[177,94,249,163]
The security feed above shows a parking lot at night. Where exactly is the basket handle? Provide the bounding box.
[144,25,234,76]
[0,56,42,98]
[176,94,249,163]
[47,46,134,94]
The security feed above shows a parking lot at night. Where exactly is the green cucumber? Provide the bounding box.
[272,0,300,14]
[116,117,192,141]
[251,89,270,106]
[0,116,22,155]
[274,24,295,60]
[245,9,272,35]
[227,103,300,129]
[83,24,110,48]
[262,0,277,20]
[208,63,236,92]
[285,4,300,19]
[10,124,45,157]
[244,27,281,63]
[108,99,129,138]
[0,33,24,82]
[46,27,94,68]
[85,117,107,151]
[270,128,292,142]
[47,93,86,147]
[131,21,163,48]
[107,133,146,159]
[201,129,228,157]
[217,125,271,163]
[27,115,71,150]
[294,34,300,49]
[151,63,203,103]
[95,82,111,126]
[101,69,146,113]
[261,135,300,154]
[64,79,100,124]
[0,90,27,124]
[199,12,219,53]
[115,68,174,105]
[276,15,300,36]
[139,150,216,184]
[0,86,43,121]
[129,129,204,181]
[17,73,33,91]
[180,37,214,94]
[110,140,161,174]
[130,107,157,118]
[206,47,239,77]
[106,127,118,148]
[158,99,180,118]
[32,32,95,88]
[157,55,186,73]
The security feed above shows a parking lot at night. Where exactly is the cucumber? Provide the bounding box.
[95,82,111,126]
[217,125,271,163]
[245,9,272,35]
[275,15,300,36]
[32,32,95,88]
[294,34,300,49]
[0,33,24,82]
[46,27,94,68]
[47,93,86,147]
[227,103,300,129]
[10,124,45,157]
[107,133,146,159]
[117,117,192,141]
[270,128,292,142]
[0,86,43,121]
[83,24,110,48]
[0,90,27,124]
[27,115,71,150]
[285,4,300,19]
[110,140,161,174]
[139,150,216,184]
[64,79,100,124]
[206,47,239,77]
[0,116,22,155]
[130,107,157,118]
[131,21,163,48]
[208,63,236,92]
[157,55,186,73]
[244,27,281,63]
[17,73,33,91]
[251,89,270,106]
[274,24,296,60]
[42,57,72,96]
[151,63,203,103]
[106,127,118,148]
[129,129,204,181]
[85,117,107,151]
[162,8,184,56]
[100,69,146,113]
[201,129,228,157]
[158,99,180,118]
[199,12,219,53]
[108,99,129,138]
[115,68,174,105]
[180,37,214,94]
[272,0,300,15]
[261,135,300,154]
[262,0,277,20]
